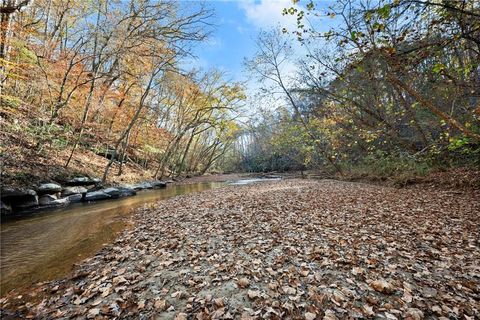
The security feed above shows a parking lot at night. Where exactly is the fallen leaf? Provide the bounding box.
[237,278,250,288]
[370,280,395,294]
[154,299,167,311]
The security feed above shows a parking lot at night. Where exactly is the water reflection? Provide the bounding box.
[0,182,225,295]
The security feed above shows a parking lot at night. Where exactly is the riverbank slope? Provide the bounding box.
[2,179,479,319]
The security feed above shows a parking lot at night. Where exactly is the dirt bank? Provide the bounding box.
[1,179,479,319]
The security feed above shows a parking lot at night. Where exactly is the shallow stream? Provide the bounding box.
[0,178,282,296]
[0,181,233,295]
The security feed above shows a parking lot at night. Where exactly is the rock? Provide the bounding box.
[117,186,136,197]
[39,194,57,205]
[103,187,136,199]
[263,174,283,179]
[37,183,62,195]
[13,197,39,210]
[1,188,37,200]
[51,198,69,206]
[84,191,111,202]
[65,177,101,186]
[39,197,70,209]
[102,187,120,198]
[1,188,38,211]
[130,181,166,190]
[1,201,12,215]
[151,181,167,188]
[66,194,83,203]
[132,182,153,190]
[62,186,88,196]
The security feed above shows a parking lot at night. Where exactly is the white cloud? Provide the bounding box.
[236,25,249,34]
[206,37,223,49]
[238,0,300,30]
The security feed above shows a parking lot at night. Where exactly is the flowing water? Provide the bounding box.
[0,181,228,296]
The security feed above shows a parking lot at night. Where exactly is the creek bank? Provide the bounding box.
[0,173,269,217]
[0,177,168,217]
[1,179,478,319]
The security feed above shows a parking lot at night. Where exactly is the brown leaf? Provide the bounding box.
[237,277,250,288]
[370,280,395,294]
[247,290,260,299]
[175,313,188,320]
[154,299,167,311]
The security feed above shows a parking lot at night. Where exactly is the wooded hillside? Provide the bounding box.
[231,0,479,181]
[1,0,479,187]
[1,0,243,186]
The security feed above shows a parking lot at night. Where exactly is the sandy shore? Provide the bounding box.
[1,179,479,319]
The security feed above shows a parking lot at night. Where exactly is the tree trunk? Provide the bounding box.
[387,74,480,141]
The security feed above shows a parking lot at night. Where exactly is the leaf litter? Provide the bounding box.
[1,179,479,319]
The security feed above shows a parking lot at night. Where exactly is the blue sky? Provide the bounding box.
[189,0,307,83]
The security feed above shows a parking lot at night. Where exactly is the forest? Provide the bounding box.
[1,0,244,186]
[236,0,480,180]
[1,1,479,319]
[1,0,479,186]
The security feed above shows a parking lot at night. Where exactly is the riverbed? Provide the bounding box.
[0,178,280,296]
[0,181,229,295]
[2,179,478,319]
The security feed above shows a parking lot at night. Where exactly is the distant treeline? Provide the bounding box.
[227,0,480,176]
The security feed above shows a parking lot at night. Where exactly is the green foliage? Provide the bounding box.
[251,0,480,179]
[377,4,391,19]
[0,95,21,109]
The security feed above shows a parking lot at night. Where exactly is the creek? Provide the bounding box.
[0,181,237,295]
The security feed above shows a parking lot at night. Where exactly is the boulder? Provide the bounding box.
[52,197,70,206]
[39,194,57,205]
[37,183,62,195]
[13,197,39,210]
[1,188,37,199]
[103,187,136,198]
[84,191,111,202]
[65,177,101,186]
[131,182,153,190]
[118,186,136,197]
[151,181,167,189]
[1,188,38,210]
[66,194,83,203]
[39,197,70,209]
[1,201,12,215]
[62,186,88,197]
[103,187,120,198]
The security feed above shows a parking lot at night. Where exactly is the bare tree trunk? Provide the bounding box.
[387,73,480,141]
[117,130,130,176]
[0,0,31,95]
[102,64,164,183]
[65,4,102,168]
